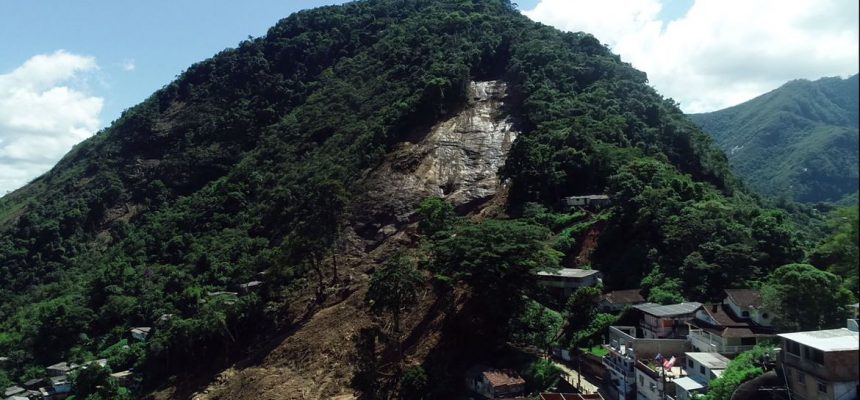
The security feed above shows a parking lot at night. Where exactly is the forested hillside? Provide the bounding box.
[690,75,859,204]
[0,0,846,398]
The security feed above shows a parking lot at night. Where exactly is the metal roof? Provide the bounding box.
[778,328,859,352]
[633,302,702,317]
[536,268,600,278]
[685,352,730,370]
[674,376,706,392]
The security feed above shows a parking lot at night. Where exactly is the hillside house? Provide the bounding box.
[465,365,526,399]
[536,268,602,299]
[131,327,152,341]
[50,375,72,395]
[603,326,690,400]
[599,289,646,313]
[778,328,859,400]
[686,303,775,355]
[22,378,46,391]
[672,352,731,400]
[239,280,263,293]
[46,362,77,377]
[633,303,702,339]
[722,289,772,326]
[3,386,25,398]
[634,356,686,400]
[563,195,611,209]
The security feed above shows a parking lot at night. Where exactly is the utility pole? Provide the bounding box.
[661,363,668,400]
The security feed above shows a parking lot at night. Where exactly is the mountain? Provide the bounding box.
[0,1,811,398]
[689,75,859,204]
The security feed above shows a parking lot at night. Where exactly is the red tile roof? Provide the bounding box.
[482,369,525,388]
[602,289,645,305]
[724,289,762,310]
[689,304,774,338]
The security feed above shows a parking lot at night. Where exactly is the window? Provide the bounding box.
[688,359,694,368]
[785,340,800,356]
[798,372,805,385]
[700,365,706,375]
[762,313,769,319]
[639,376,644,387]
[810,348,824,364]
[740,337,757,345]
[817,382,827,393]
[742,311,750,317]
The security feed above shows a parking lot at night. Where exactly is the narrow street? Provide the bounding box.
[551,358,601,394]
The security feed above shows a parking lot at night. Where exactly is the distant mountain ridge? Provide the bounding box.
[690,74,859,204]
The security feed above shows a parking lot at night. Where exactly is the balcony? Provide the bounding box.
[688,329,756,354]
[603,355,635,377]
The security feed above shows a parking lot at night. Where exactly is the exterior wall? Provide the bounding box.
[466,374,494,398]
[687,329,761,354]
[641,315,691,339]
[635,367,663,400]
[781,339,860,400]
[723,298,773,326]
[683,358,721,384]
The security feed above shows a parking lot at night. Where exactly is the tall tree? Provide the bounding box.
[366,255,423,362]
[761,263,854,331]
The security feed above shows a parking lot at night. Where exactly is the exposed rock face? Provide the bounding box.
[356,81,518,239]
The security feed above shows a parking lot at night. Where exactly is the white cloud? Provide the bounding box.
[523,0,859,113]
[0,50,103,195]
[121,58,136,72]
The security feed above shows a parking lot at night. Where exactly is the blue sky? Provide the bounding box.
[0,1,354,128]
[0,0,693,128]
[0,0,855,195]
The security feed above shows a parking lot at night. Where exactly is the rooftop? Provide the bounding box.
[724,289,763,310]
[536,268,601,279]
[602,289,645,305]
[674,376,706,392]
[466,365,525,388]
[634,302,702,317]
[566,194,610,200]
[778,328,859,352]
[540,394,605,400]
[685,352,730,370]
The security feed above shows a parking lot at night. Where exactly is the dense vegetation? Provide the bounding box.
[0,0,854,397]
[690,75,859,204]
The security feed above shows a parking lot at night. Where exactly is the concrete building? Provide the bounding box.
[633,303,702,339]
[686,303,775,355]
[634,357,686,400]
[722,289,773,327]
[672,352,731,400]
[536,268,602,299]
[563,195,611,209]
[778,328,859,400]
[46,361,77,377]
[540,393,605,400]
[603,326,690,400]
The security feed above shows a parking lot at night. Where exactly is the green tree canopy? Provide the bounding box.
[761,263,854,331]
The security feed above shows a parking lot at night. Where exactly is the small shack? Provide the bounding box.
[562,195,610,209]
[465,365,526,399]
[131,327,152,341]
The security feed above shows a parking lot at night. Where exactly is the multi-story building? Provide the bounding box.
[603,326,690,400]
[672,352,730,400]
[633,303,702,339]
[634,356,686,400]
[778,328,859,400]
[722,289,773,326]
[686,303,775,355]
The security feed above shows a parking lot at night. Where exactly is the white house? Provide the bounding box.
[673,352,730,400]
[536,268,602,299]
[723,289,772,327]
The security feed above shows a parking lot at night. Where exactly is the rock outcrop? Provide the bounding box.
[356,81,518,239]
